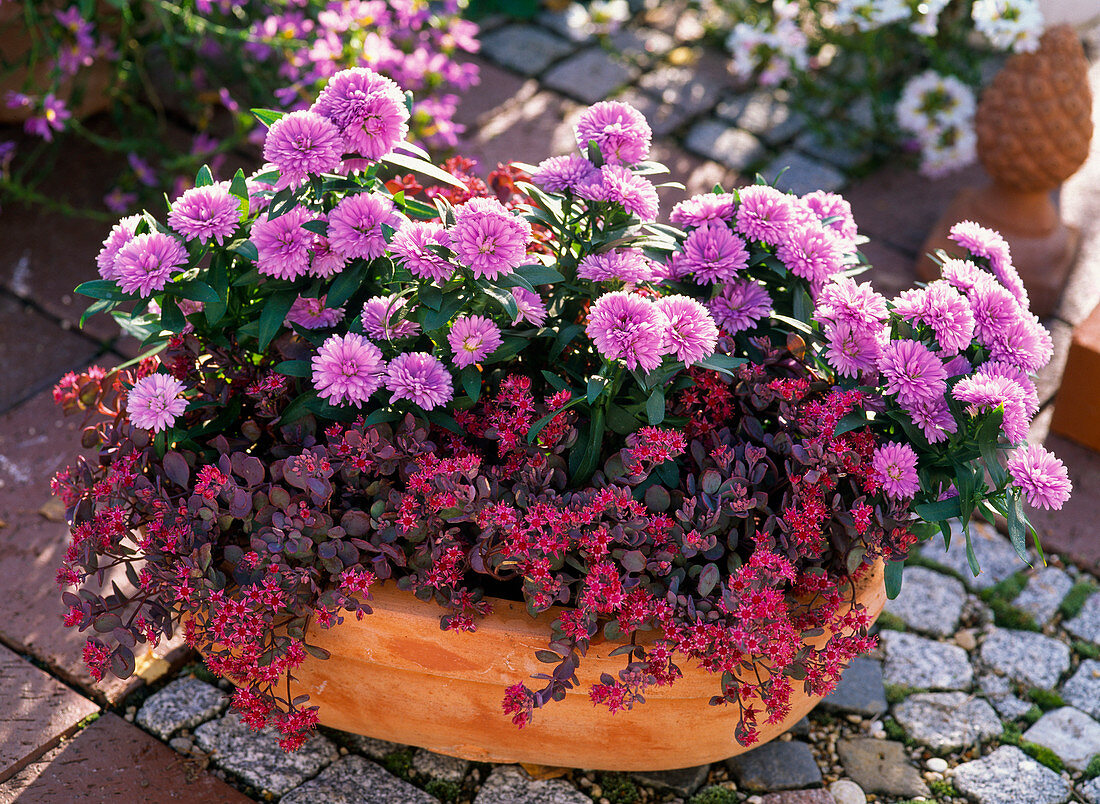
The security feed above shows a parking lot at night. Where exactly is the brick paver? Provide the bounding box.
[0,644,99,784]
[0,713,253,803]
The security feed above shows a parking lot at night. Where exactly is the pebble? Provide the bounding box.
[836,738,929,798]
[979,628,1071,689]
[1022,707,1100,771]
[954,630,977,651]
[1081,776,1100,804]
[829,779,867,804]
[952,745,1072,804]
[169,736,193,755]
[884,566,967,637]
[893,692,1002,752]
[979,673,1034,720]
[411,749,469,784]
[926,757,948,773]
[881,631,973,690]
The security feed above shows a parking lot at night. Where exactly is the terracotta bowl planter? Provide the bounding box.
[258,560,887,771]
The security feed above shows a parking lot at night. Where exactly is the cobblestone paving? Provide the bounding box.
[3,4,1100,803]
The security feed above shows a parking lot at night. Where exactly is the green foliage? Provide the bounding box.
[688,785,739,804]
[884,683,924,705]
[1027,688,1065,711]
[424,778,462,803]
[875,611,908,632]
[1022,705,1043,725]
[927,778,960,797]
[1021,742,1065,773]
[1060,580,1097,620]
[1001,722,1023,745]
[985,598,1039,631]
[596,774,640,804]
[382,748,415,781]
[1074,640,1100,660]
[979,572,1028,604]
[1084,754,1100,780]
[883,717,907,742]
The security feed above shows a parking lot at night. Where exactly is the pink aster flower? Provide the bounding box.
[877,339,948,407]
[872,442,920,500]
[312,67,409,160]
[670,221,750,285]
[511,287,548,328]
[949,220,1028,308]
[894,282,976,356]
[952,373,1030,443]
[586,291,667,372]
[825,322,882,378]
[390,220,453,283]
[127,374,188,432]
[449,196,531,280]
[670,193,737,228]
[96,215,141,280]
[577,249,655,283]
[385,352,454,410]
[735,185,797,246]
[815,277,889,330]
[327,193,400,261]
[654,295,718,366]
[708,281,773,333]
[980,361,1039,417]
[262,111,344,189]
[167,184,240,245]
[1007,444,1072,511]
[361,295,420,340]
[308,235,346,278]
[531,154,599,192]
[582,165,659,221]
[114,232,189,297]
[448,315,503,368]
[311,333,385,407]
[943,354,973,378]
[285,295,344,330]
[906,396,958,443]
[940,258,986,294]
[969,274,1023,347]
[776,224,845,286]
[253,206,316,280]
[988,313,1053,374]
[574,100,652,165]
[801,190,858,245]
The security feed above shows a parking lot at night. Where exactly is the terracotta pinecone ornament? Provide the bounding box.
[918,25,1093,317]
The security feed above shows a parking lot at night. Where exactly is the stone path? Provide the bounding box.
[2,4,1100,802]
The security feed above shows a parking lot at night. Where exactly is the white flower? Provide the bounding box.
[834,0,909,31]
[972,0,1044,53]
[910,0,950,36]
[919,124,978,177]
[896,70,976,138]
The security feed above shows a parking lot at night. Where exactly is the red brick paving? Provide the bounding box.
[0,713,254,803]
[0,643,99,784]
[0,296,99,412]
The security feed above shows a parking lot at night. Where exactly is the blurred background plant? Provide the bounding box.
[0,0,480,218]
[703,0,1045,176]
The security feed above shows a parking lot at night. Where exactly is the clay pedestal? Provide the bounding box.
[1051,300,1100,451]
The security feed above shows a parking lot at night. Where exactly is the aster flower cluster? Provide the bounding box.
[59,73,1068,759]
[3,0,478,214]
[716,0,1043,176]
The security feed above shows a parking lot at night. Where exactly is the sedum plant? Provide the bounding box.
[52,67,1069,752]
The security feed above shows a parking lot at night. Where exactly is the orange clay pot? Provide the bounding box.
[258,560,887,771]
